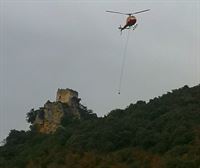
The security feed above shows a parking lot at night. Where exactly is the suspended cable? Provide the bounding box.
[118,29,131,94]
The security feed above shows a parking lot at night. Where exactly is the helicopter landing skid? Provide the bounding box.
[132,24,138,30]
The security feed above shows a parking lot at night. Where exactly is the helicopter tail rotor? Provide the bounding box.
[118,25,123,34]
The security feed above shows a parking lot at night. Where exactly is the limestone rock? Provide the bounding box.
[30,88,96,134]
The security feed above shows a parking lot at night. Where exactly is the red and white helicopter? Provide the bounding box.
[106,9,150,32]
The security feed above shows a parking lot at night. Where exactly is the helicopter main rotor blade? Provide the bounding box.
[106,10,129,15]
[132,9,150,15]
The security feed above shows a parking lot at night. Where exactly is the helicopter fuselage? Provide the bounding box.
[121,15,137,30]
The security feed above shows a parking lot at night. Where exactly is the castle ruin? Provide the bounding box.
[56,88,79,106]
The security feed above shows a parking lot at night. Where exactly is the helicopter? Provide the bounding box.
[106,9,150,32]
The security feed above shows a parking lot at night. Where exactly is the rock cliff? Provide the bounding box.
[27,88,97,133]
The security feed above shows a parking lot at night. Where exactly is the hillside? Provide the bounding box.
[0,85,200,168]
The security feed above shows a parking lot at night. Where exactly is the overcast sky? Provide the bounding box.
[0,0,200,142]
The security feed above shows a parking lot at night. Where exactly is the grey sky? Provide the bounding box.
[0,0,200,142]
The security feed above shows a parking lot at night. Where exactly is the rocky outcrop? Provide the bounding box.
[34,101,64,133]
[29,88,97,134]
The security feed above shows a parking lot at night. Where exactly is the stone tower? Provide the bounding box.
[56,88,78,105]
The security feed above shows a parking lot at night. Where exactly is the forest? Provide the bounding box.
[0,84,200,168]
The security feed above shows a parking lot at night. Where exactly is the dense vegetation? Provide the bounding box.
[0,85,200,168]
